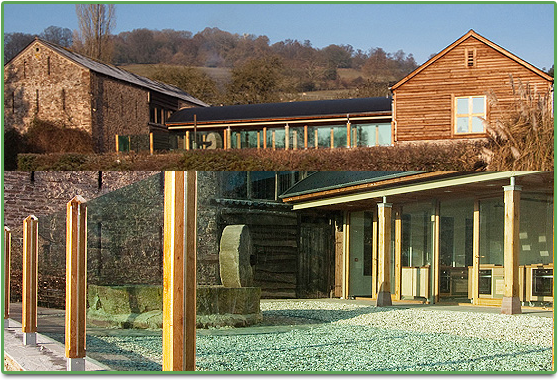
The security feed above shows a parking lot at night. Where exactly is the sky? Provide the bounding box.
[1,2,555,70]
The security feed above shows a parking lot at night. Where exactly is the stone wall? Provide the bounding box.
[91,74,150,152]
[4,40,92,133]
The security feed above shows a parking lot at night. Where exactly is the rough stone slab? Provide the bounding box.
[3,319,110,372]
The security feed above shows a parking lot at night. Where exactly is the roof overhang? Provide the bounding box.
[284,171,550,211]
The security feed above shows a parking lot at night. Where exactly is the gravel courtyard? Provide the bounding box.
[68,300,554,372]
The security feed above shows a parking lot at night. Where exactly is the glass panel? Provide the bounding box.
[355,124,376,147]
[402,203,433,268]
[472,97,485,114]
[220,171,247,199]
[291,127,304,149]
[519,194,553,266]
[377,124,392,146]
[349,212,373,296]
[471,117,484,133]
[479,197,504,266]
[274,128,285,149]
[439,199,474,300]
[307,127,317,148]
[332,125,347,148]
[317,127,331,148]
[456,117,469,133]
[456,98,469,115]
[241,130,258,148]
[250,171,276,200]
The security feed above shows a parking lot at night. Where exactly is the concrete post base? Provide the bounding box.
[67,357,86,371]
[501,296,522,315]
[376,291,392,307]
[4,318,10,328]
[23,332,36,346]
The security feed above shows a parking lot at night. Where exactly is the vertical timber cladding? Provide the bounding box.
[393,34,553,142]
[298,214,336,298]
[219,207,299,298]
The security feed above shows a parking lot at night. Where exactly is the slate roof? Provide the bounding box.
[280,171,420,198]
[167,97,392,125]
[14,38,208,107]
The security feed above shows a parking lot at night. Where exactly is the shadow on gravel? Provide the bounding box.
[262,306,408,324]
[43,332,162,371]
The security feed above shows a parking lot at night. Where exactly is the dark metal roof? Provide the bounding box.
[25,38,208,107]
[280,171,421,199]
[167,97,392,125]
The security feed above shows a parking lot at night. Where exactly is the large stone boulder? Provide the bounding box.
[219,225,253,288]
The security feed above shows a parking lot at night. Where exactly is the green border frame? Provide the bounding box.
[0,0,558,378]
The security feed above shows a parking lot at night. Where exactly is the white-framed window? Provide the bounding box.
[454,96,486,134]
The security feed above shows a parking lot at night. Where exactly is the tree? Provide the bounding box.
[74,4,116,62]
[40,26,73,47]
[4,32,34,63]
[226,56,284,104]
[150,66,220,105]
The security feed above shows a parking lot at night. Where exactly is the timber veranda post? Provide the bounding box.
[4,226,11,326]
[163,171,197,371]
[22,215,38,346]
[65,195,88,371]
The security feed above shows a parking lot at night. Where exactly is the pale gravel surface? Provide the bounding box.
[46,300,554,372]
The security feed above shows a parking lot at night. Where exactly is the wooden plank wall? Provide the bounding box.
[298,223,335,298]
[394,36,552,142]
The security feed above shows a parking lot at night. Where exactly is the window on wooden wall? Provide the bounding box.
[465,48,476,68]
[454,96,486,134]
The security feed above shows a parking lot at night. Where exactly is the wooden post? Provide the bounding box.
[22,215,38,345]
[304,126,308,149]
[227,127,231,149]
[432,201,440,304]
[163,171,197,371]
[185,131,190,151]
[346,121,351,148]
[115,135,119,153]
[501,181,522,315]
[263,127,267,149]
[393,206,402,301]
[236,132,241,149]
[315,130,318,149]
[371,211,378,300]
[292,129,297,150]
[472,200,480,305]
[4,226,11,326]
[149,132,154,155]
[376,199,392,306]
[272,130,276,150]
[65,196,87,371]
[257,131,261,149]
[285,124,290,150]
[330,127,334,148]
[223,129,228,150]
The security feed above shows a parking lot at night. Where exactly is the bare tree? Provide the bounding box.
[74,4,116,62]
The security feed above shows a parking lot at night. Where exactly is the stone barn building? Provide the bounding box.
[3,38,208,153]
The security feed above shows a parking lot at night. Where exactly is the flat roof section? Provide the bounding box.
[167,97,392,127]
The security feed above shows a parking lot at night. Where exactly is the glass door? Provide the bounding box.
[348,211,373,297]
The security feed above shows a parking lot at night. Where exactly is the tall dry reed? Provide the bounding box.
[484,78,554,170]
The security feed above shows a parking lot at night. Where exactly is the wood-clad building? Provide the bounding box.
[390,30,553,143]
